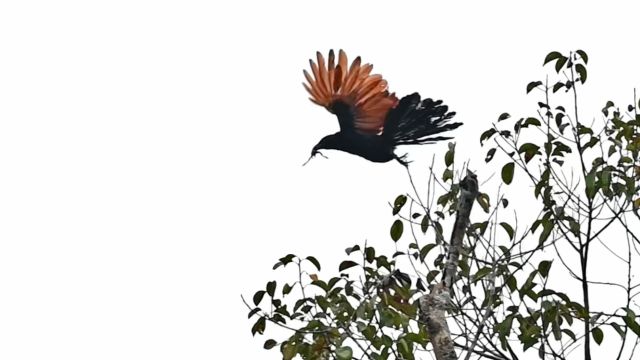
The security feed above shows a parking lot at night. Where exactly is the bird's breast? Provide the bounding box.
[340,133,395,163]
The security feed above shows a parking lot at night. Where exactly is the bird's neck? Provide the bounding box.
[319,133,344,151]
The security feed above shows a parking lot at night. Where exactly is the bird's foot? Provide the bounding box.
[396,154,411,167]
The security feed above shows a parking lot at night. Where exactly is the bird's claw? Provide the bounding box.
[396,154,411,167]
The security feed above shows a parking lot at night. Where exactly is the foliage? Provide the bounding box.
[245,50,640,360]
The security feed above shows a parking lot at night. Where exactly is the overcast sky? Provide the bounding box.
[1,1,639,359]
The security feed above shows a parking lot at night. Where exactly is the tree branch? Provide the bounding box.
[419,171,479,360]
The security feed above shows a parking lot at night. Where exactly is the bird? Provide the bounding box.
[302,49,461,167]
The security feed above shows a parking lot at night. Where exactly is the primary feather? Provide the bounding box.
[303,50,398,134]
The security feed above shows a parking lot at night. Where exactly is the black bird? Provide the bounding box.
[303,50,461,166]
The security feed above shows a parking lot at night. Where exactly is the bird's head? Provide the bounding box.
[303,135,339,166]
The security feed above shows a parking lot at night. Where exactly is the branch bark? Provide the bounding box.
[419,171,479,360]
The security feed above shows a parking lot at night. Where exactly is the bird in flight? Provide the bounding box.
[303,49,461,166]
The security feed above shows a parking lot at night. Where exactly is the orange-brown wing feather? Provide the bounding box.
[327,50,335,92]
[302,49,398,134]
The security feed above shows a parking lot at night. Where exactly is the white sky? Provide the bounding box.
[1,1,639,359]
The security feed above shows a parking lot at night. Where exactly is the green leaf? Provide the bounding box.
[524,117,541,127]
[539,220,554,245]
[555,112,565,127]
[569,219,580,236]
[576,125,593,136]
[339,260,359,272]
[538,260,552,278]
[623,308,640,337]
[266,281,276,297]
[311,279,328,292]
[445,143,455,166]
[443,168,453,182]
[336,346,353,360]
[506,276,517,293]
[498,112,511,121]
[282,283,292,295]
[397,338,412,358]
[563,329,576,341]
[500,222,514,240]
[480,128,497,145]
[552,319,562,340]
[273,254,296,270]
[345,245,360,255]
[365,247,375,263]
[526,81,543,94]
[390,219,403,242]
[518,143,540,163]
[552,82,565,93]
[470,221,489,235]
[306,256,321,271]
[476,193,491,213]
[592,327,604,345]
[585,171,597,199]
[602,100,615,116]
[427,269,440,283]
[576,49,588,64]
[502,162,515,185]
[264,339,277,349]
[600,170,611,188]
[555,56,568,73]
[420,215,429,234]
[610,322,625,339]
[434,221,444,243]
[473,266,493,283]
[420,243,437,262]
[543,51,562,65]
[393,195,407,215]
[251,316,266,336]
[248,307,261,318]
[282,342,296,360]
[485,148,496,163]
[437,193,450,208]
[253,290,266,306]
[576,64,587,83]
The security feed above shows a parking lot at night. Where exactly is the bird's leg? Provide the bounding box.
[395,153,411,167]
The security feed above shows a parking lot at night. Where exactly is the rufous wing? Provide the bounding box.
[303,49,398,134]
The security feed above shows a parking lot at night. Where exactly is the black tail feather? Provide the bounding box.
[383,93,461,146]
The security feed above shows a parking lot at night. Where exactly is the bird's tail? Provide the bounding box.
[383,93,461,146]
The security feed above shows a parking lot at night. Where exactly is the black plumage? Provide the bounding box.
[303,50,461,166]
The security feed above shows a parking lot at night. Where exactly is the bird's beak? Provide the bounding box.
[302,149,318,166]
[302,148,327,166]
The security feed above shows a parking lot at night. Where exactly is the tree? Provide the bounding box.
[244,50,640,360]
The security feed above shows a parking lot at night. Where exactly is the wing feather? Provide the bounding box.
[308,60,327,99]
[333,65,343,92]
[303,50,398,134]
[327,50,335,92]
[316,52,330,97]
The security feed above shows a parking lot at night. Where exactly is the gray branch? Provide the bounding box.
[419,171,479,360]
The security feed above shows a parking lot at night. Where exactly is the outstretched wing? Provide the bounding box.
[303,50,398,134]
